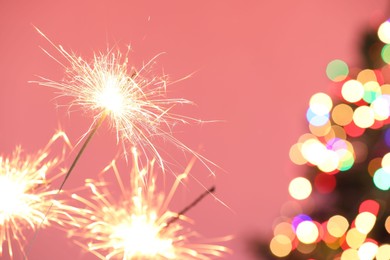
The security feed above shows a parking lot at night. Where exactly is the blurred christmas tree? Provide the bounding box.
[251,19,390,259]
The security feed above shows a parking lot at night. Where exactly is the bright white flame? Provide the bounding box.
[112,214,174,258]
[96,76,125,115]
[0,175,30,224]
[0,132,80,258]
[69,151,230,259]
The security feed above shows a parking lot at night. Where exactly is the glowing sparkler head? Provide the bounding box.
[113,215,167,253]
[94,206,175,258]
[95,75,125,115]
[69,151,230,259]
[33,30,202,169]
[0,132,81,258]
[0,174,31,224]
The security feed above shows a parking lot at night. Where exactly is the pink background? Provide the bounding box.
[0,1,388,259]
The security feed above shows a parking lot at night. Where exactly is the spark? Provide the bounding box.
[0,132,81,258]
[69,148,231,259]
[33,27,206,172]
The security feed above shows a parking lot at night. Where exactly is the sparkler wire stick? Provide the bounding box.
[25,112,107,259]
[58,112,107,192]
[164,186,216,229]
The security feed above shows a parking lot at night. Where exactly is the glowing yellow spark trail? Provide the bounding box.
[68,149,231,259]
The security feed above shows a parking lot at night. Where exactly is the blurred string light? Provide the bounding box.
[269,200,390,259]
[268,19,390,259]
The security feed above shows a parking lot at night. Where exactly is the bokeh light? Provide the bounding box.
[385,217,390,234]
[358,241,378,260]
[337,149,354,171]
[382,84,390,94]
[306,108,329,126]
[326,59,349,82]
[309,93,333,115]
[376,244,390,260]
[381,44,390,63]
[341,80,364,103]
[301,138,326,166]
[359,200,380,216]
[373,168,390,190]
[325,125,347,141]
[289,143,307,165]
[357,69,378,84]
[317,149,339,173]
[288,177,312,200]
[269,235,292,257]
[273,222,295,241]
[292,214,312,230]
[332,104,353,126]
[346,228,366,249]
[341,248,359,259]
[378,20,390,44]
[352,106,375,128]
[355,212,376,234]
[309,121,332,137]
[344,121,365,137]
[373,153,390,191]
[314,173,336,193]
[371,95,390,120]
[327,215,349,238]
[296,221,319,244]
[363,81,381,104]
[381,152,390,168]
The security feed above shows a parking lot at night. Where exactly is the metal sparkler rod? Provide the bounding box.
[164,185,216,229]
[57,112,107,192]
[25,112,107,259]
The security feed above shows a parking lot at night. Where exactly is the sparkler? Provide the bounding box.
[33,28,209,181]
[0,132,81,259]
[69,148,231,259]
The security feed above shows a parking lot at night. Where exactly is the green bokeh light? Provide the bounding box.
[326,59,349,82]
[381,44,390,64]
[338,154,354,171]
[363,82,381,104]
